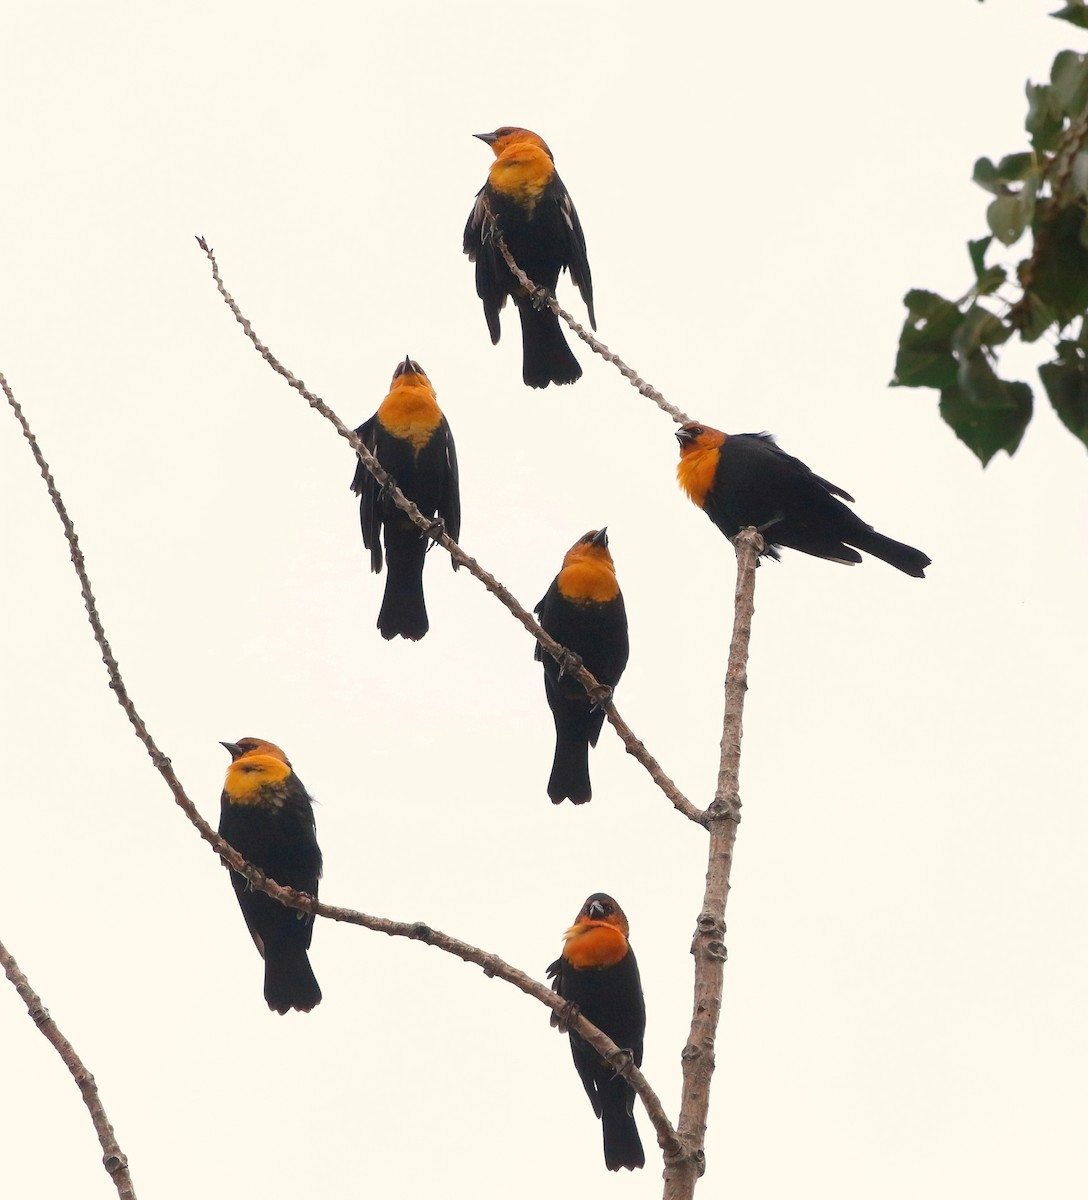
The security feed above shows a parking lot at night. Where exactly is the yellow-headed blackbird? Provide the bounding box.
[351,357,461,641]
[463,126,595,389]
[676,423,931,577]
[219,738,322,1014]
[534,529,629,804]
[547,893,646,1172]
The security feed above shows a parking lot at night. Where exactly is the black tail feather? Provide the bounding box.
[850,528,931,578]
[548,730,592,804]
[601,1087,645,1172]
[264,948,321,1015]
[516,297,581,388]
[379,524,429,640]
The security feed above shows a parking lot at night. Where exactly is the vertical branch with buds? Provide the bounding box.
[665,528,762,1199]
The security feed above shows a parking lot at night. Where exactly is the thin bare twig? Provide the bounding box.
[263,895,682,1160]
[193,237,703,826]
[1,936,137,1199]
[665,528,762,1200]
[479,199,691,425]
[3,366,681,1160]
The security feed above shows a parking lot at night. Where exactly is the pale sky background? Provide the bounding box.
[2,3,1086,1198]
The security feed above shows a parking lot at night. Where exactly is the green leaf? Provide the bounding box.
[973,157,1004,195]
[977,266,1007,297]
[1030,202,1088,325]
[1051,5,1088,33]
[1026,82,1064,152]
[892,290,965,389]
[902,289,960,321]
[952,305,1014,356]
[995,152,1036,181]
[1011,289,1060,343]
[1051,49,1088,117]
[940,358,1034,465]
[987,193,1030,245]
[1038,340,1088,449]
[968,235,993,279]
[1070,150,1088,197]
[967,236,1007,295]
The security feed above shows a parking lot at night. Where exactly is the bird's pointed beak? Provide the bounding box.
[588,900,607,920]
[393,356,422,380]
[473,130,498,144]
[676,426,694,446]
[220,741,245,761]
[591,527,609,547]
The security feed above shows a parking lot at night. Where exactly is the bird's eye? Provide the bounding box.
[690,426,703,437]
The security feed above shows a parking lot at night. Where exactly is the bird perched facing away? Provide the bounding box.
[535,529,629,804]
[676,423,931,577]
[547,893,646,1173]
[219,738,323,1014]
[351,357,461,641]
[463,126,595,388]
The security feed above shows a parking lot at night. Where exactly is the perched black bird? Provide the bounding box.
[463,126,595,388]
[351,357,460,640]
[219,738,323,1014]
[676,423,931,577]
[535,529,629,803]
[548,893,646,1172]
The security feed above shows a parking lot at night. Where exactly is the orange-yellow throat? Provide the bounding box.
[677,441,722,510]
[557,542,620,604]
[223,754,293,806]
[489,140,555,209]
[377,372,443,451]
[562,920,630,969]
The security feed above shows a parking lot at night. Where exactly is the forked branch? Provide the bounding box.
[3,366,681,1164]
[193,237,702,825]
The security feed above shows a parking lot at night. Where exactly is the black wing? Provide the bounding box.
[350,415,383,573]
[744,432,855,503]
[462,188,486,260]
[438,417,462,568]
[464,188,507,343]
[533,578,560,663]
[555,174,595,330]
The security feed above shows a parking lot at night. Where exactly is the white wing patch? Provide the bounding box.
[560,192,576,232]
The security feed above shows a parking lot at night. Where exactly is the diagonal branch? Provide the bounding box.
[2,366,683,1162]
[255,895,683,1162]
[193,238,702,826]
[479,197,691,425]
[1,935,137,1200]
[665,527,762,1200]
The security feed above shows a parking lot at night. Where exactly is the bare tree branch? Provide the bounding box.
[3,365,683,1163]
[665,528,762,1200]
[192,238,703,825]
[274,899,682,1161]
[478,197,691,425]
[1,936,137,1200]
